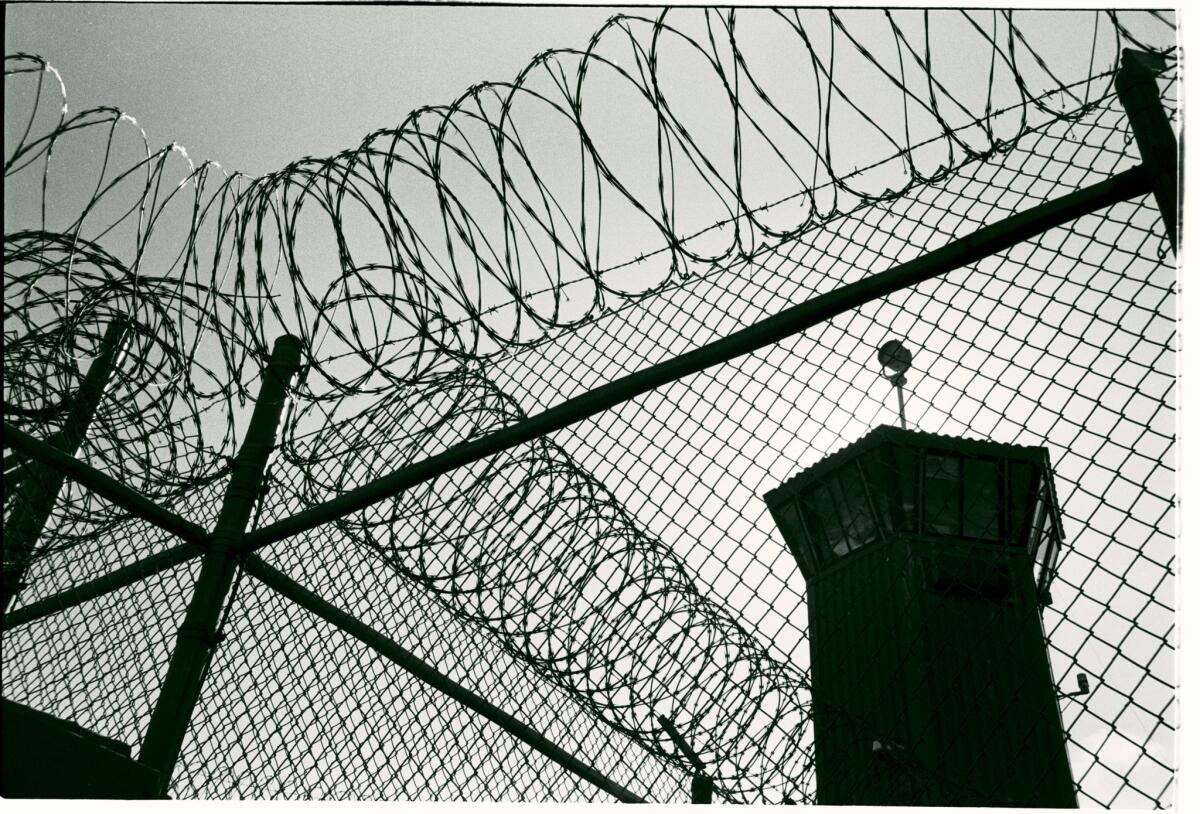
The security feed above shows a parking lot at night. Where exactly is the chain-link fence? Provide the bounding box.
[3,9,1176,806]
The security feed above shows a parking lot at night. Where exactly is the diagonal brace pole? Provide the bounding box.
[2,543,202,631]
[1,422,208,548]
[659,715,714,803]
[243,554,646,803]
[1115,49,1178,251]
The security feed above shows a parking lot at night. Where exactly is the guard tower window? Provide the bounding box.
[924,453,961,536]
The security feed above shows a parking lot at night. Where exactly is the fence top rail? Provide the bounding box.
[240,165,1151,551]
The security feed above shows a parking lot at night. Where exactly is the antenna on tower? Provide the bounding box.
[876,339,912,430]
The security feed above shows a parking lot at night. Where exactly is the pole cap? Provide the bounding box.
[269,334,305,368]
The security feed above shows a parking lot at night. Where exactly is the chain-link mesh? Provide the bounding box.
[3,8,1176,806]
[169,457,691,800]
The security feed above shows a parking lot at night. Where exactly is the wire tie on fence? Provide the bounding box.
[177,623,226,649]
[1057,673,1091,700]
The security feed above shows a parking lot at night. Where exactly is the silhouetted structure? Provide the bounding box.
[765,426,1077,807]
[1,698,159,798]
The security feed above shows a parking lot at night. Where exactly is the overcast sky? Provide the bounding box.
[5,4,623,175]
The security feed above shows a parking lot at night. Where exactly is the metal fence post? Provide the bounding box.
[138,335,302,795]
[1115,49,1178,251]
[2,318,129,613]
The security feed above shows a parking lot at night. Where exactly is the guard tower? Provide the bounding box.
[764,346,1076,807]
